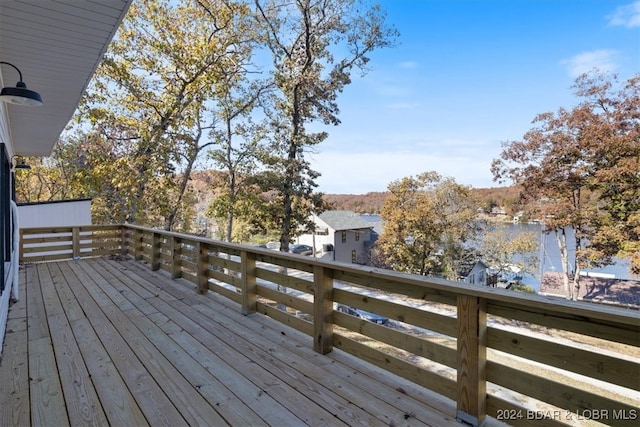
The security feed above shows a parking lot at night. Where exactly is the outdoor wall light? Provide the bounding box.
[11,156,31,170]
[0,61,43,107]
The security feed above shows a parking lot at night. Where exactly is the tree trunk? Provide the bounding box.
[225,171,235,243]
[279,91,300,254]
[224,117,235,243]
[572,268,581,302]
[165,155,196,231]
[555,229,572,300]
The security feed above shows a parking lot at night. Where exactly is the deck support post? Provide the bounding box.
[72,227,80,259]
[196,241,208,294]
[120,226,127,256]
[134,229,143,261]
[456,295,487,426]
[170,236,182,279]
[240,251,257,315]
[151,232,161,271]
[313,265,333,354]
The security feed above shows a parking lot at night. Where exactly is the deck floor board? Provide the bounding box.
[1,257,459,427]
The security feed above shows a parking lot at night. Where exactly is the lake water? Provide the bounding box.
[361,215,635,291]
[498,222,634,291]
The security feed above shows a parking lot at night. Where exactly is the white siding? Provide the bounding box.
[0,102,12,158]
[18,200,93,260]
[0,107,11,352]
[296,214,374,263]
[296,217,335,260]
[18,199,91,228]
[333,228,371,264]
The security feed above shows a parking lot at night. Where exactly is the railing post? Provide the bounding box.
[72,226,80,259]
[170,236,182,279]
[120,226,127,256]
[151,232,161,271]
[196,241,208,294]
[134,229,143,261]
[240,250,257,315]
[313,265,333,355]
[456,295,487,426]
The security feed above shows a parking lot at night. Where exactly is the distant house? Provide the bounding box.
[459,261,490,286]
[295,210,374,264]
[490,207,507,218]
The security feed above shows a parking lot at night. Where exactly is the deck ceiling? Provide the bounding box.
[0,0,132,157]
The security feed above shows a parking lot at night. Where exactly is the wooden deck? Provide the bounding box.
[0,257,460,427]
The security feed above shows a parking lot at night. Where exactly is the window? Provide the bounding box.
[351,249,356,263]
[355,230,360,241]
[341,230,346,243]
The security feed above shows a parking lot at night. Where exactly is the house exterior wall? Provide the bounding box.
[296,232,333,259]
[295,214,373,263]
[465,263,488,286]
[0,102,13,353]
[0,104,11,156]
[296,217,334,260]
[333,228,371,264]
[0,143,10,354]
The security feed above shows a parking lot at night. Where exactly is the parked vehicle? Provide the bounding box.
[289,244,313,256]
[336,304,389,325]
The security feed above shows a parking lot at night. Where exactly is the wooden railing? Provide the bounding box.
[20,224,640,426]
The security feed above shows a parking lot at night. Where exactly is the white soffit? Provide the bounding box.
[0,0,132,156]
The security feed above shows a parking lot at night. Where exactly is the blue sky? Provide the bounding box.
[310,0,640,194]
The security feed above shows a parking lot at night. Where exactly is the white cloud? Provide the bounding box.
[398,61,419,69]
[607,1,640,27]
[560,50,619,78]
[375,82,413,97]
[310,150,497,194]
[387,102,423,110]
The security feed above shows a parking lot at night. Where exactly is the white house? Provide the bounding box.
[459,261,490,286]
[296,210,374,264]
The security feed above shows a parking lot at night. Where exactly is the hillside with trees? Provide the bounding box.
[322,192,388,213]
[323,186,523,216]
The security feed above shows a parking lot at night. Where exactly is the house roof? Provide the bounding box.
[0,0,133,157]
[318,210,372,232]
[458,261,489,278]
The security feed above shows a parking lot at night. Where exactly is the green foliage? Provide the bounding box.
[480,227,539,277]
[508,283,536,294]
[376,171,481,279]
[75,0,254,230]
[17,0,397,245]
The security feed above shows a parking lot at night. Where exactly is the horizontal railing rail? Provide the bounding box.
[19,224,640,426]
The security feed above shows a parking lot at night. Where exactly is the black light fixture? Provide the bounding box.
[0,61,43,107]
[11,155,31,170]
